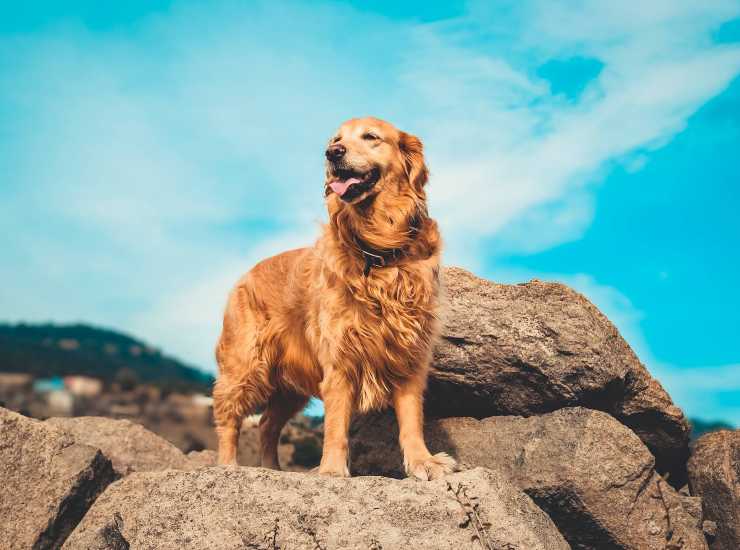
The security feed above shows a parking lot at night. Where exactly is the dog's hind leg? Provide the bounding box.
[213,375,246,466]
[259,389,309,470]
[213,341,273,466]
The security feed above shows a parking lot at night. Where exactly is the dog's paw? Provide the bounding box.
[317,462,351,478]
[406,452,458,481]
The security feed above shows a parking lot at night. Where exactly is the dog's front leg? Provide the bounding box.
[318,368,353,477]
[393,372,457,480]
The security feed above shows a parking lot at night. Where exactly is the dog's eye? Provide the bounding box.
[362,133,380,141]
[331,136,340,143]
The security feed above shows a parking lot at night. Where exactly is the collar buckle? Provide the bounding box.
[361,248,386,276]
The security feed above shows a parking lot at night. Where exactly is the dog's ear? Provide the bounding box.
[399,131,429,192]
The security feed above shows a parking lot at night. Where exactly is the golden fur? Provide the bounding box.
[213,117,456,479]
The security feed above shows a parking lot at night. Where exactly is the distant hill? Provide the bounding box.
[0,323,214,394]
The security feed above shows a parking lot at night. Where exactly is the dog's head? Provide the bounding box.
[324,117,428,206]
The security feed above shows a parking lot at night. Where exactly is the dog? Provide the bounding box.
[213,117,456,479]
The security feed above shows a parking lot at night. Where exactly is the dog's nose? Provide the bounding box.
[326,144,346,161]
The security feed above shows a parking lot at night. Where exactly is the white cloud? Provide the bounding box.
[418,1,740,244]
[130,229,316,369]
[1,0,739,385]
[655,363,740,425]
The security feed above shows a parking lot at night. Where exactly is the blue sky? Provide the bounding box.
[1,1,739,423]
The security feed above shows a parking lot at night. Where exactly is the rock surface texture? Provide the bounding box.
[430,267,690,483]
[0,407,115,550]
[2,266,728,550]
[688,430,740,550]
[352,407,707,550]
[63,466,570,550]
[186,449,219,468]
[46,416,191,476]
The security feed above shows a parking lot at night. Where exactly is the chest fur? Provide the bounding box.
[314,265,439,411]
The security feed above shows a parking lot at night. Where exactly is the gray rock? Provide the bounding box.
[0,407,115,550]
[430,267,690,483]
[186,449,218,468]
[703,520,718,540]
[46,416,190,476]
[352,407,707,550]
[680,495,705,528]
[63,466,570,550]
[688,430,740,550]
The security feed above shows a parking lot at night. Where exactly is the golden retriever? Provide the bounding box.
[213,117,456,479]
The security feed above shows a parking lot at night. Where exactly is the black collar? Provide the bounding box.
[359,244,403,276]
[356,214,423,277]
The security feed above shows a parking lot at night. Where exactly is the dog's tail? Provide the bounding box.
[213,352,273,423]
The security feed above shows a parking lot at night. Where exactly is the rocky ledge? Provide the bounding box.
[0,266,735,549]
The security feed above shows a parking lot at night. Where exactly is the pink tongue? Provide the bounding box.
[330,177,362,196]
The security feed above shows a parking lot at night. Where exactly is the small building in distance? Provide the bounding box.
[64,376,103,397]
[33,376,65,393]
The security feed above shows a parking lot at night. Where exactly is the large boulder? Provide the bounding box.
[430,267,690,483]
[0,407,115,550]
[352,407,707,550]
[64,467,569,550]
[688,430,740,550]
[46,416,191,476]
